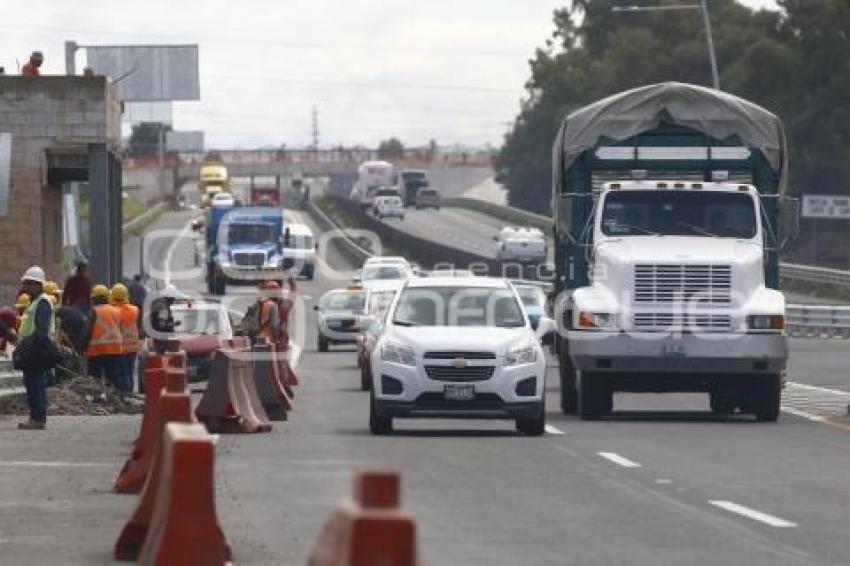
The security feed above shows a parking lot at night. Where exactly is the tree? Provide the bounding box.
[497,0,850,215]
[377,138,405,160]
[127,122,172,157]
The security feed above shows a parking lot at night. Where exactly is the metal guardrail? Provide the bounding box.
[780,263,850,287]
[786,304,850,338]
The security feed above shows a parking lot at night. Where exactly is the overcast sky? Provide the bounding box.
[1,0,779,149]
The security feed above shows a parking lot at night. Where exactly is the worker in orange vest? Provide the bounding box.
[257,280,281,345]
[111,283,140,394]
[86,285,123,390]
[276,276,298,350]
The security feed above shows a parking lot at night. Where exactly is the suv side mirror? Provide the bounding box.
[535,315,557,345]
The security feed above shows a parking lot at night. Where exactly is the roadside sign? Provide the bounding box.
[802,194,850,219]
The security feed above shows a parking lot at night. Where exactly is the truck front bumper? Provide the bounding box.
[568,330,788,375]
[220,266,287,280]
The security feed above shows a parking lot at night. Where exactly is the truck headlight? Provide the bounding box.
[265,256,283,268]
[381,341,417,366]
[747,314,784,330]
[577,311,619,330]
[504,343,537,366]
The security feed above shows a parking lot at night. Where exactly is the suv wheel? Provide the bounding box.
[516,400,545,436]
[317,334,329,352]
[559,348,578,415]
[369,393,392,435]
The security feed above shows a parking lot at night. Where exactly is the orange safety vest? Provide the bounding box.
[115,303,141,354]
[258,299,279,343]
[86,304,123,357]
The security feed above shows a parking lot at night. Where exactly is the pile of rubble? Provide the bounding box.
[0,374,145,416]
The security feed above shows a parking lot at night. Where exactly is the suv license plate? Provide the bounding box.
[444,385,474,401]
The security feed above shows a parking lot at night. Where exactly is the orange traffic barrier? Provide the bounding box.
[274,340,299,387]
[134,355,167,452]
[252,343,292,421]
[195,349,272,433]
[309,471,418,566]
[164,350,187,369]
[114,390,196,494]
[118,423,232,565]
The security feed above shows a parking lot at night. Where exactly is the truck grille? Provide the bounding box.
[423,351,496,360]
[634,264,731,305]
[233,252,265,267]
[424,365,495,381]
[632,313,732,331]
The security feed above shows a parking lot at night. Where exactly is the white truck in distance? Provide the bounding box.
[496,227,547,263]
[350,160,396,209]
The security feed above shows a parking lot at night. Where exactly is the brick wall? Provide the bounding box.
[0,77,122,304]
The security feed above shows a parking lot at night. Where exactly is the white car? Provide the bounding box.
[364,256,411,270]
[314,287,369,352]
[283,223,316,280]
[368,276,550,436]
[373,195,405,220]
[211,192,235,207]
[496,227,547,263]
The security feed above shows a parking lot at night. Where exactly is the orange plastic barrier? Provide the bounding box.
[134,355,166,452]
[164,350,187,369]
[117,423,232,565]
[195,349,272,433]
[252,343,292,421]
[165,367,189,395]
[114,391,196,494]
[309,471,418,566]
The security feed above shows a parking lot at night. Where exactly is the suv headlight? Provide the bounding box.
[577,311,619,330]
[504,343,537,366]
[747,314,785,330]
[381,341,417,366]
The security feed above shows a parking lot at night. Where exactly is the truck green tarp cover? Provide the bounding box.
[552,81,788,194]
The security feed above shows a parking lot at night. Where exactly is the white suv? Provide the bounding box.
[369,276,548,435]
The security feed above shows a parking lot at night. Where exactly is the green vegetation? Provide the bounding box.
[496,0,850,214]
[122,198,147,223]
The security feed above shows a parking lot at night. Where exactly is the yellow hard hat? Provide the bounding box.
[110,283,129,303]
[44,281,61,296]
[91,284,110,300]
[48,294,58,307]
[15,293,30,309]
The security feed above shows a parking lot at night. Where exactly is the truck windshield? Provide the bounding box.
[227,224,276,244]
[601,191,757,238]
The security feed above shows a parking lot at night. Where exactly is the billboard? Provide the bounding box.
[86,45,200,101]
[0,133,10,216]
[166,131,204,153]
[802,194,850,219]
[125,101,173,125]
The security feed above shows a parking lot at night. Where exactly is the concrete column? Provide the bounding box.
[88,143,110,284]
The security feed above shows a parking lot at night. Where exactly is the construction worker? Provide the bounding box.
[0,306,17,356]
[86,285,122,390]
[62,261,92,312]
[276,277,298,349]
[257,280,281,345]
[111,283,140,394]
[14,293,30,317]
[43,281,62,340]
[21,51,44,77]
[148,284,180,354]
[17,266,55,430]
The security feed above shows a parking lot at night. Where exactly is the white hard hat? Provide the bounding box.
[161,284,181,299]
[21,266,46,283]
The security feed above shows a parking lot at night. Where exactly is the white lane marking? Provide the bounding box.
[0,461,114,468]
[598,452,642,468]
[780,405,825,422]
[786,381,850,396]
[655,478,673,485]
[544,424,565,435]
[709,500,797,528]
[163,219,195,287]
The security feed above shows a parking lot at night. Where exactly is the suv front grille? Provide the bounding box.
[634,264,731,305]
[423,351,496,360]
[424,365,495,381]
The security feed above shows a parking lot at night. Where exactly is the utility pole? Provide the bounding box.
[612,2,721,90]
[311,105,319,152]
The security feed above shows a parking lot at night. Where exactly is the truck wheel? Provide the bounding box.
[558,340,578,414]
[709,388,737,415]
[369,393,392,435]
[754,374,781,422]
[578,371,610,420]
[516,400,545,436]
[318,334,329,353]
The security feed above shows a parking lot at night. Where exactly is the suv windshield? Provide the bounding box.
[516,286,546,308]
[601,191,757,238]
[321,292,367,312]
[392,286,525,328]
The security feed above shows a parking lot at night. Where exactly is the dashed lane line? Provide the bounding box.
[781,381,850,431]
[597,452,642,468]
[544,424,565,435]
[708,500,797,528]
[0,461,114,468]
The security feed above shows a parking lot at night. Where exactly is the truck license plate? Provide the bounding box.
[660,343,687,358]
[444,385,474,401]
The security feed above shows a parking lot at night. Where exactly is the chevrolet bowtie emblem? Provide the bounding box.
[452,357,468,368]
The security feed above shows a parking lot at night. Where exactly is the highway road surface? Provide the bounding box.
[2,206,850,565]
